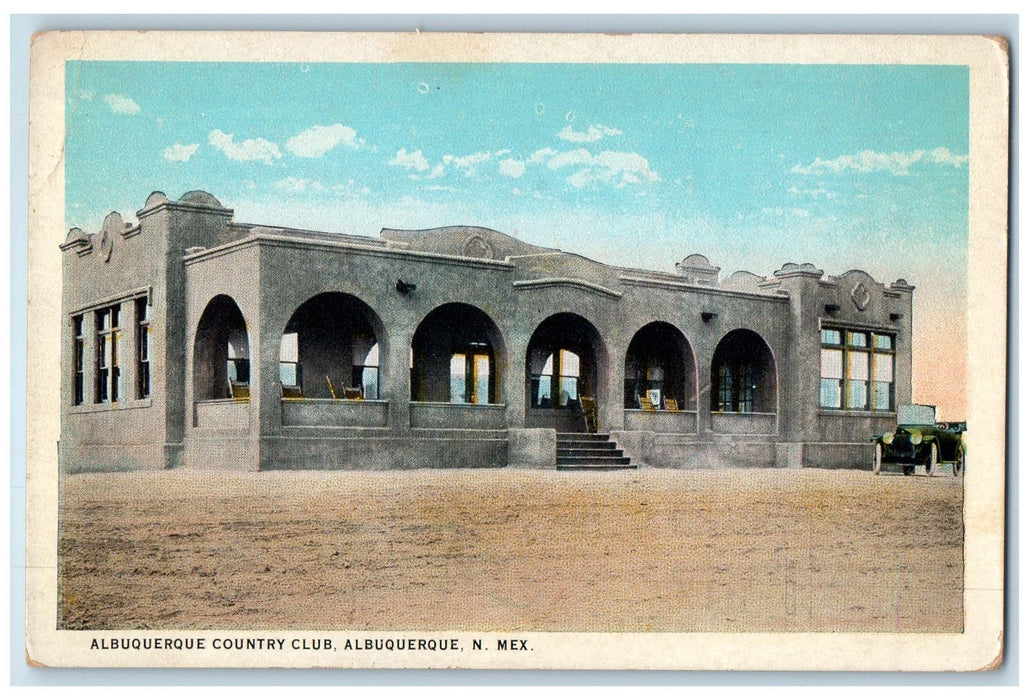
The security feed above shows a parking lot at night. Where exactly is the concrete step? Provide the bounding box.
[557,455,632,466]
[555,432,637,470]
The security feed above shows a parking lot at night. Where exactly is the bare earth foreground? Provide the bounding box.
[59,468,963,633]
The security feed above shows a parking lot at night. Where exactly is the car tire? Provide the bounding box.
[872,443,882,475]
[926,442,938,477]
[954,446,965,477]
[902,464,914,476]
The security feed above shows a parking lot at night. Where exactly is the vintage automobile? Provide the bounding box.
[871,403,966,476]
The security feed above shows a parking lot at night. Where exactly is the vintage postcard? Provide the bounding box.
[25,31,1008,670]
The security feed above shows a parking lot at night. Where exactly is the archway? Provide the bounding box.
[624,321,696,410]
[525,313,606,431]
[280,292,384,399]
[410,303,505,404]
[710,329,777,414]
[193,295,250,401]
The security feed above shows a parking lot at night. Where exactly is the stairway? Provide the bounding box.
[556,432,637,471]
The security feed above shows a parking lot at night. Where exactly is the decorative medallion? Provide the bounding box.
[462,234,494,260]
[97,227,113,263]
[851,281,871,311]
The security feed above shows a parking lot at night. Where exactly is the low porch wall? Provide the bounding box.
[409,402,506,430]
[259,430,508,470]
[194,399,249,431]
[281,399,389,428]
[710,412,776,435]
[612,430,777,469]
[623,409,699,433]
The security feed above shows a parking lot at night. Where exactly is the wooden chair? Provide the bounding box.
[343,386,364,401]
[280,383,304,401]
[326,375,339,400]
[664,398,679,412]
[228,380,250,401]
[639,395,657,412]
[580,395,599,434]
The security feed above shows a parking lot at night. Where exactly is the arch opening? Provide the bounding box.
[280,292,383,400]
[624,321,696,411]
[193,295,250,401]
[710,329,777,414]
[410,303,505,404]
[525,313,606,431]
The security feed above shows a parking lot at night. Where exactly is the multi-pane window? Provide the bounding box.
[72,315,85,405]
[136,297,151,399]
[227,328,250,386]
[95,306,121,403]
[716,362,756,413]
[279,332,300,386]
[532,349,580,408]
[820,327,894,411]
[353,342,380,400]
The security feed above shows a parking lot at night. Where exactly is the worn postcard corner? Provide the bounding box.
[25,30,1009,671]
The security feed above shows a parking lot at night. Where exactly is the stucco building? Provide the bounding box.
[60,191,914,472]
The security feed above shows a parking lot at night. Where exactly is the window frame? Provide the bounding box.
[95,305,121,404]
[820,325,895,412]
[72,315,85,405]
[136,297,151,399]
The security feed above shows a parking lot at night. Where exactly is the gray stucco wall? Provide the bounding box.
[61,192,914,473]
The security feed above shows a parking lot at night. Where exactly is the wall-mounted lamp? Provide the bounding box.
[824,303,840,315]
[396,279,417,295]
[701,311,717,322]
[889,312,903,321]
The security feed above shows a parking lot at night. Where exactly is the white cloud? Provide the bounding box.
[545,148,660,188]
[103,93,140,115]
[557,124,623,143]
[286,123,363,158]
[427,164,445,179]
[498,158,526,178]
[528,148,558,164]
[389,148,431,172]
[789,186,836,200]
[792,147,969,176]
[208,129,282,165]
[443,151,494,175]
[273,176,371,197]
[547,148,593,170]
[162,143,199,162]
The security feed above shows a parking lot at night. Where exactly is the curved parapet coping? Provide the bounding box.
[721,270,767,294]
[836,269,882,288]
[676,253,718,271]
[773,261,824,279]
[512,277,622,300]
[101,211,127,235]
[179,190,224,208]
[143,191,171,209]
[60,227,94,254]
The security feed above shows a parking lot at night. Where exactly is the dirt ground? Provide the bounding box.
[58,467,963,633]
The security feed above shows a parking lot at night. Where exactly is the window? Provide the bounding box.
[279,332,300,386]
[716,362,756,413]
[136,298,151,399]
[72,315,85,405]
[227,328,250,386]
[450,346,491,404]
[821,327,894,411]
[532,349,579,408]
[95,306,121,403]
[353,343,380,400]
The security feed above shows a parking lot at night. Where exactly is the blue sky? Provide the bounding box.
[64,61,970,416]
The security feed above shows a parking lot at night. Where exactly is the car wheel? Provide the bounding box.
[954,446,965,477]
[872,443,882,475]
[926,442,938,476]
